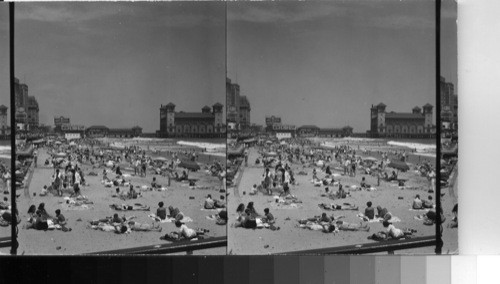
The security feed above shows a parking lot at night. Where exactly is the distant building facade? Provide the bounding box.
[226,78,251,130]
[54,116,71,132]
[85,126,143,138]
[369,103,436,138]
[157,103,225,138]
[297,125,353,138]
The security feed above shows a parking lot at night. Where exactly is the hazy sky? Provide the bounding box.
[12,2,225,132]
[227,0,457,132]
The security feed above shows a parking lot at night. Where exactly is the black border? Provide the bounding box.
[435,0,443,255]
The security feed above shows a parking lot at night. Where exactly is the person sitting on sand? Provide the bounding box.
[262,208,275,224]
[319,212,332,223]
[389,171,398,181]
[360,177,370,189]
[127,184,138,199]
[151,177,162,189]
[37,203,52,219]
[0,197,9,210]
[422,196,434,209]
[376,206,392,221]
[168,206,184,221]
[27,205,37,221]
[246,202,260,218]
[365,201,375,220]
[157,202,167,220]
[383,220,416,239]
[54,209,71,232]
[215,210,228,225]
[236,203,245,218]
[337,184,348,199]
[204,195,216,209]
[249,184,258,196]
[412,195,423,210]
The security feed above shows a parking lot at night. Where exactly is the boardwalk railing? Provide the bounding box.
[86,236,227,255]
[277,236,436,255]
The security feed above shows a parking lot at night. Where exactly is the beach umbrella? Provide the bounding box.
[178,160,200,171]
[55,152,67,157]
[55,157,65,162]
[265,140,273,144]
[387,160,410,171]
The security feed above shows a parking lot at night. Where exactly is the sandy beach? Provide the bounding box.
[16,140,226,255]
[228,139,457,255]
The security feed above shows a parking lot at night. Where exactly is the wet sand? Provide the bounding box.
[16,146,226,255]
[228,142,457,255]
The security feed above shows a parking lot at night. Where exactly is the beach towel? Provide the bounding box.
[148,213,193,223]
[270,202,303,210]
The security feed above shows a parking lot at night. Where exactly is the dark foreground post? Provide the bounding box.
[435,0,443,255]
[10,2,18,255]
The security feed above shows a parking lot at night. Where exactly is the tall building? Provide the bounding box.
[157,103,225,138]
[27,96,40,128]
[0,105,10,138]
[369,103,435,138]
[14,77,40,129]
[440,76,458,131]
[226,78,251,130]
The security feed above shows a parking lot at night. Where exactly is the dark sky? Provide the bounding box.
[11,2,225,132]
[227,0,457,132]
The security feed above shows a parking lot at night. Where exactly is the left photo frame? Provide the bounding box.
[9,2,227,255]
[0,3,14,255]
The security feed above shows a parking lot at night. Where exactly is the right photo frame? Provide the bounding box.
[226,0,457,255]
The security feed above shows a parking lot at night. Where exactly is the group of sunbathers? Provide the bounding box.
[24,203,71,232]
[234,202,279,230]
[90,213,161,234]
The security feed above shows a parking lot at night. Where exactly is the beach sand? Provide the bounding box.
[16,147,226,255]
[228,142,458,255]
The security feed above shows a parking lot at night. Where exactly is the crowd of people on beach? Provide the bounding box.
[229,137,445,244]
[13,137,227,249]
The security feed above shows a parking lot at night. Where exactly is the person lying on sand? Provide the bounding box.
[449,204,458,228]
[298,213,344,225]
[335,220,370,232]
[0,197,10,210]
[169,220,206,240]
[318,203,358,211]
[127,221,162,232]
[110,203,150,211]
[382,220,416,239]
